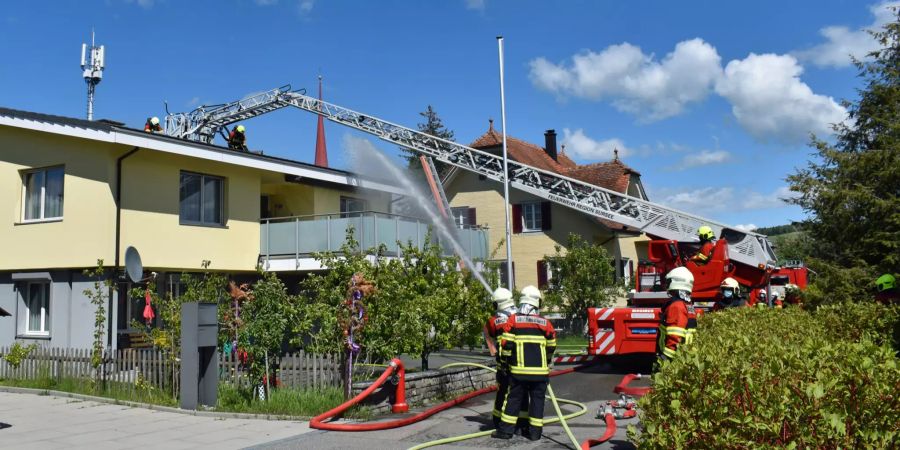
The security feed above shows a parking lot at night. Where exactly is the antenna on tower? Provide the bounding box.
[81,29,105,121]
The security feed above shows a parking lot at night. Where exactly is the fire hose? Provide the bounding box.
[310,358,649,449]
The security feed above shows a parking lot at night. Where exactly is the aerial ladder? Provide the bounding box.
[164,84,777,270]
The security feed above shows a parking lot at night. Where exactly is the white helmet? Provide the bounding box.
[720,277,739,289]
[519,285,542,309]
[150,116,160,125]
[666,267,694,293]
[492,287,515,311]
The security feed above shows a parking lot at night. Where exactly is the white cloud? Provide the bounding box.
[465,0,485,11]
[795,1,900,68]
[653,185,796,216]
[561,128,630,161]
[298,0,314,13]
[714,53,847,143]
[254,0,278,5]
[675,150,731,170]
[122,0,155,8]
[734,223,758,232]
[529,39,722,121]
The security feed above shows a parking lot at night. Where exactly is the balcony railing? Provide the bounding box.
[260,211,490,266]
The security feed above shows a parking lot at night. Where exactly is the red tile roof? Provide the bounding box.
[468,121,639,196]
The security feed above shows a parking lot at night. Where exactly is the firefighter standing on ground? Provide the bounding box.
[690,225,716,265]
[658,267,697,361]
[493,285,556,441]
[485,287,527,429]
[144,116,162,133]
[229,125,248,151]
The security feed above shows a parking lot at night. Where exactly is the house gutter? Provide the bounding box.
[109,146,140,347]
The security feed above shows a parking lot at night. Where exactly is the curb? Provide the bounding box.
[0,386,311,422]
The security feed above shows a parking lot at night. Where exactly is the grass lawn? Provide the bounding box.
[0,376,177,406]
[217,384,371,419]
[555,334,589,353]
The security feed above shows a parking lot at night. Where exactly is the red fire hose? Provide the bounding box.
[311,359,590,432]
[580,413,617,449]
[613,373,652,397]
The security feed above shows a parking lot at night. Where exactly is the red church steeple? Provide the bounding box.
[314,75,329,167]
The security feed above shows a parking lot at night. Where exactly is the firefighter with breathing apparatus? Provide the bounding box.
[713,277,745,311]
[783,283,802,307]
[658,267,697,361]
[485,287,527,430]
[493,285,556,441]
[144,116,162,133]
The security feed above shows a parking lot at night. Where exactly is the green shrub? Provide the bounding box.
[631,308,900,449]
[814,302,900,348]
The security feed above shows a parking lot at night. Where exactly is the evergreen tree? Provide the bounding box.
[787,9,900,302]
[402,105,455,178]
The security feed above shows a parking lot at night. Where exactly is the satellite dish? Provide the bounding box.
[124,246,143,283]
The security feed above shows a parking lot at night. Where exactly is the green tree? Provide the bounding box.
[83,260,112,372]
[402,105,455,178]
[299,229,492,371]
[544,234,622,326]
[787,10,900,302]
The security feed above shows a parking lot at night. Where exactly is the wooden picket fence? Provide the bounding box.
[0,346,343,396]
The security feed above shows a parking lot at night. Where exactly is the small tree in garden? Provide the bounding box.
[83,260,112,374]
[544,234,622,327]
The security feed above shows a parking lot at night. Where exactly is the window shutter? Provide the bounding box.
[537,260,548,289]
[512,204,522,234]
[541,202,552,231]
[467,208,477,227]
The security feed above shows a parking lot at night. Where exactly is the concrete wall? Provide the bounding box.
[0,270,106,349]
[352,364,496,415]
[0,127,118,270]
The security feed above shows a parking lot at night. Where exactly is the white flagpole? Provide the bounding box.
[497,36,514,291]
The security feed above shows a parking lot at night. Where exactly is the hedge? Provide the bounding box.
[631,305,900,449]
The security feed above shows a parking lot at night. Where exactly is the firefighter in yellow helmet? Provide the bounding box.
[690,226,716,265]
[658,267,697,361]
[493,285,556,441]
[228,125,248,151]
[875,274,899,304]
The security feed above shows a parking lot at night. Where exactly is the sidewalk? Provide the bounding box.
[0,392,313,449]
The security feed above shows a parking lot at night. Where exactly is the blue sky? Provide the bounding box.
[1,0,892,229]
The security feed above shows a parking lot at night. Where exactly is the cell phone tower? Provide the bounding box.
[80,30,105,121]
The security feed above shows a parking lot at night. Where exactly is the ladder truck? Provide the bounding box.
[163,84,807,357]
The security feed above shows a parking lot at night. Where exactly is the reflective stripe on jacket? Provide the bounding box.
[500,314,556,380]
[657,298,697,359]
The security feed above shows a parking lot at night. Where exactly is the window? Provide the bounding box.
[180,172,224,226]
[22,166,64,221]
[450,207,476,228]
[24,282,50,335]
[521,202,542,232]
[537,259,556,289]
[340,196,368,218]
[513,202,551,234]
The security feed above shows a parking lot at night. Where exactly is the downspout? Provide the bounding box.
[109,147,140,347]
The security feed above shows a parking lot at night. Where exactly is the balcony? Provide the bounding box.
[260,211,490,271]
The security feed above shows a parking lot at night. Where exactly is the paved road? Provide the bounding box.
[0,392,314,449]
[254,355,654,450]
[0,354,653,450]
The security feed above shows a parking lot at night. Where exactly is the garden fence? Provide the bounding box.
[0,346,343,396]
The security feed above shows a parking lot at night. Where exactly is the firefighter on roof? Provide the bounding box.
[493,285,556,441]
[485,287,527,430]
[229,125,248,151]
[144,116,162,133]
[690,225,716,265]
[658,267,697,361]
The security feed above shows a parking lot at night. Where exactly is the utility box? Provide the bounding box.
[180,302,218,410]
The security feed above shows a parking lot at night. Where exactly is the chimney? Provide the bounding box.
[544,129,558,161]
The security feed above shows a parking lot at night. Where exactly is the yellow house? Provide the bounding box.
[0,107,487,349]
[444,122,649,299]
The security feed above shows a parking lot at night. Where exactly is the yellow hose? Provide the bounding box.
[406,363,587,450]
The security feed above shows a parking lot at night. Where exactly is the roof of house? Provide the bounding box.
[469,121,640,196]
[0,106,403,194]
